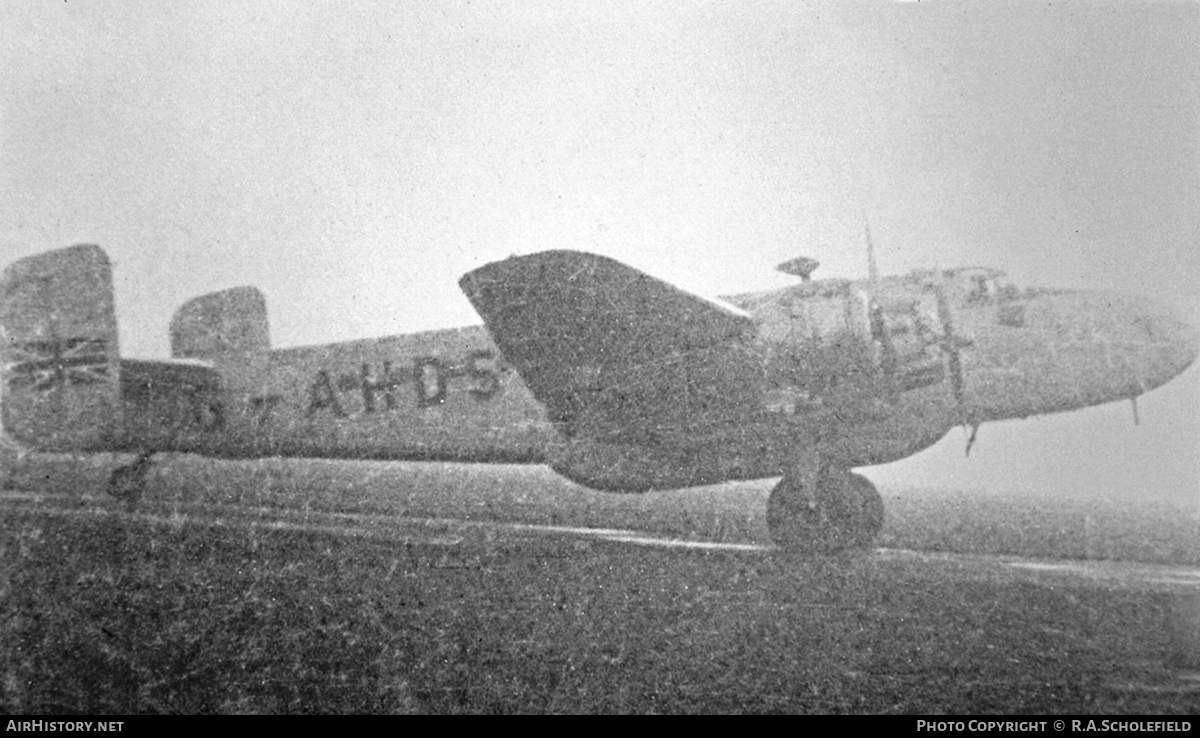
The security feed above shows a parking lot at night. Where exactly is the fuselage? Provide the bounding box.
[725,267,1198,468]
[7,245,1193,495]
[107,265,1197,491]
[175,325,555,462]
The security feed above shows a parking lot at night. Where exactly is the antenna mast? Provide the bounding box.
[863,211,880,289]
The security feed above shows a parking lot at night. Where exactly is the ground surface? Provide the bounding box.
[1,455,1198,714]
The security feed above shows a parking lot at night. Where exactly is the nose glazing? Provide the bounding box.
[957,288,1195,421]
[1109,293,1198,394]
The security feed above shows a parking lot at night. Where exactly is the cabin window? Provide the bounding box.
[967,275,988,303]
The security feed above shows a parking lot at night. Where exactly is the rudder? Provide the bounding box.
[1,245,121,450]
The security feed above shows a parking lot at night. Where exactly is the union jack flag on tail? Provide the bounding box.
[4,338,110,391]
[1,244,121,450]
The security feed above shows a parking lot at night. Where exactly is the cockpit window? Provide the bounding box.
[966,275,991,303]
[959,269,1017,304]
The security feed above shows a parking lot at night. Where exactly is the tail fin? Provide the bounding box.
[170,286,270,359]
[1,245,121,450]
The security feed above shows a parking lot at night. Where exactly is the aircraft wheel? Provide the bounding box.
[767,468,883,554]
[0,442,23,490]
[846,472,884,548]
[107,453,153,504]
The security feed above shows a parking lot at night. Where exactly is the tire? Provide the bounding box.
[0,442,23,490]
[767,469,883,554]
[846,472,884,548]
[107,453,152,503]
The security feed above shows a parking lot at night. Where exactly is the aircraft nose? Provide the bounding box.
[960,289,1195,418]
[1109,293,1198,393]
[1152,304,1198,379]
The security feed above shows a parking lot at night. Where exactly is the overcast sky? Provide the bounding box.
[2,1,1196,499]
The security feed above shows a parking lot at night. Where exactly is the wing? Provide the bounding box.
[460,250,763,445]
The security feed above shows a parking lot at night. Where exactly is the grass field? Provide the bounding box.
[2,455,1198,713]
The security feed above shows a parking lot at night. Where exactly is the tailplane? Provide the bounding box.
[0,245,121,450]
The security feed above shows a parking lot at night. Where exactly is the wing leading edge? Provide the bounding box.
[459,251,762,445]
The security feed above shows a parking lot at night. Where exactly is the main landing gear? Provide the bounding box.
[0,447,21,490]
[766,463,884,554]
[107,451,155,505]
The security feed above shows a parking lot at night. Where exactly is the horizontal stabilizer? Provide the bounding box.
[171,286,270,358]
[460,251,760,443]
[1,245,121,450]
